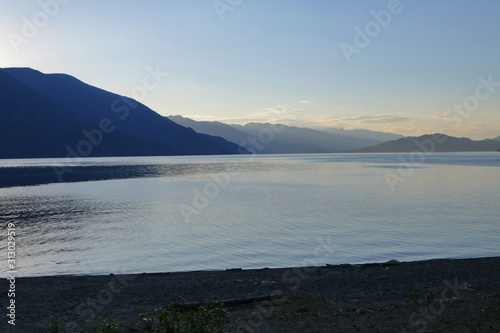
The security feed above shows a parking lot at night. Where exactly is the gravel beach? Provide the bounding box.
[2,257,499,332]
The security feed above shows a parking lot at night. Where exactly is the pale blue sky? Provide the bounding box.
[1,0,499,139]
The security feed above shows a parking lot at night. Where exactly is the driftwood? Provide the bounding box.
[172,292,285,309]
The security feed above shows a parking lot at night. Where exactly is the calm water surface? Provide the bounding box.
[0,153,499,277]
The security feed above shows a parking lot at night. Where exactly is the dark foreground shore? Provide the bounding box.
[2,257,499,333]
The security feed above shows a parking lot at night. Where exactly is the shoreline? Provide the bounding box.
[6,254,499,279]
[2,256,499,332]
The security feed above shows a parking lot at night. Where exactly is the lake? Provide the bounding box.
[1,152,499,277]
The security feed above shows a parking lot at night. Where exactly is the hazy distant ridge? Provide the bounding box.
[169,115,402,153]
[353,134,500,153]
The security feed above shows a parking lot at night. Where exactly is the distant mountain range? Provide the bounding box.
[169,116,500,153]
[1,68,498,158]
[319,127,403,144]
[169,115,402,153]
[0,68,246,158]
[353,134,500,153]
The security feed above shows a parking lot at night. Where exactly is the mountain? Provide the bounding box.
[169,115,249,147]
[231,122,357,153]
[353,134,500,153]
[169,116,401,153]
[0,68,246,158]
[320,127,402,144]
[492,136,500,141]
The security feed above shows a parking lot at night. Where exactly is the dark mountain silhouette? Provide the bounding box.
[169,115,402,153]
[0,68,246,158]
[492,136,500,141]
[353,134,500,153]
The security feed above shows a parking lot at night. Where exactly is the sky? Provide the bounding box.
[0,0,499,139]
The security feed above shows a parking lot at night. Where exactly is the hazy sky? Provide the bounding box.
[1,0,499,139]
